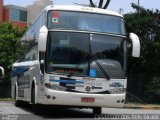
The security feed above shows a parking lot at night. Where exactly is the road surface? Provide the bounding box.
[0,101,160,120]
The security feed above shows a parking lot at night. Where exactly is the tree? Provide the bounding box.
[89,0,111,9]
[125,3,160,73]
[125,3,160,103]
[0,23,24,82]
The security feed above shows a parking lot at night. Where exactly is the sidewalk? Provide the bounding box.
[124,103,160,110]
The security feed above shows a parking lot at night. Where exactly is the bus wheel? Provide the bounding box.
[15,100,23,107]
[93,107,102,115]
[14,86,28,107]
[32,86,42,115]
[14,86,21,107]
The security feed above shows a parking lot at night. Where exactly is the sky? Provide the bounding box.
[4,0,160,13]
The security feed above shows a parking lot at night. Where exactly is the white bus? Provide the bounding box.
[11,5,140,114]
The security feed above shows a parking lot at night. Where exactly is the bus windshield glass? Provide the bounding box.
[48,11,125,35]
[46,32,127,79]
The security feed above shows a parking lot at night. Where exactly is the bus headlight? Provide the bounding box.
[109,88,126,94]
[45,83,67,91]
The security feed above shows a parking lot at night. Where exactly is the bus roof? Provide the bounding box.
[43,5,123,18]
[21,5,123,41]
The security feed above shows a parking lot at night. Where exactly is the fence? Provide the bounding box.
[127,71,160,104]
[0,80,11,98]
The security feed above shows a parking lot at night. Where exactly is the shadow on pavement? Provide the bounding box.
[19,104,94,119]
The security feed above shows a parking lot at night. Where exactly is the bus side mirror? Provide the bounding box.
[38,25,48,52]
[129,33,140,58]
[0,66,4,77]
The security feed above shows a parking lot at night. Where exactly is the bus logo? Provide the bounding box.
[85,86,91,92]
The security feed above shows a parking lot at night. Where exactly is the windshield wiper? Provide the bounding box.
[67,52,110,80]
[67,51,89,78]
[91,53,110,80]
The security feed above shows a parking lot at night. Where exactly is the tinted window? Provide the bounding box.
[48,11,125,35]
[11,8,27,22]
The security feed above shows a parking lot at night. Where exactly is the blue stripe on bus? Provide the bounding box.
[11,66,29,77]
[49,79,84,84]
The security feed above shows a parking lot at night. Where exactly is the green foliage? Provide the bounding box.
[145,80,160,103]
[125,4,160,103]
[0,23,24,82]
[125,3,160,73]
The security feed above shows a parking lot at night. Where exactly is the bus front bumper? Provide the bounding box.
[39,88,126,108]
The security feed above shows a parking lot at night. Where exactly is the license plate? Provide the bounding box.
[81,97,95,103]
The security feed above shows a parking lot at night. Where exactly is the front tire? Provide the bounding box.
[32,85,42,114]
[14,86,28,107]
[93,107,102,115]
[15,100,24,107]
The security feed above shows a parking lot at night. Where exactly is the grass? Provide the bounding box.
[0,98,15,101]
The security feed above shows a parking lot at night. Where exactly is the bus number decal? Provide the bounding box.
[52,18,59,23]
[52,11,59,23]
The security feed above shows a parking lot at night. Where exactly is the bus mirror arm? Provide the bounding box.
[129,33,140,58]
[40,60,44,64]
[40,60,44,74]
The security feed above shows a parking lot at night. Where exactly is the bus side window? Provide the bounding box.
[25,57,31,61]
[23,47,38,62]
[32,54,36,61]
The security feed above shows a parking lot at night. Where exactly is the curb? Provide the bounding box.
[124,104,160,110]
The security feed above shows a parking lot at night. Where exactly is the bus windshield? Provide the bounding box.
[48,11,125,35]
[46,32,127,79]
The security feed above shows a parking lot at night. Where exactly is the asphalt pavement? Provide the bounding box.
[0,101,160,120]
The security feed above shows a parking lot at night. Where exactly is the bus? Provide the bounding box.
[0,66,4,77]
[11,5,140,114]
